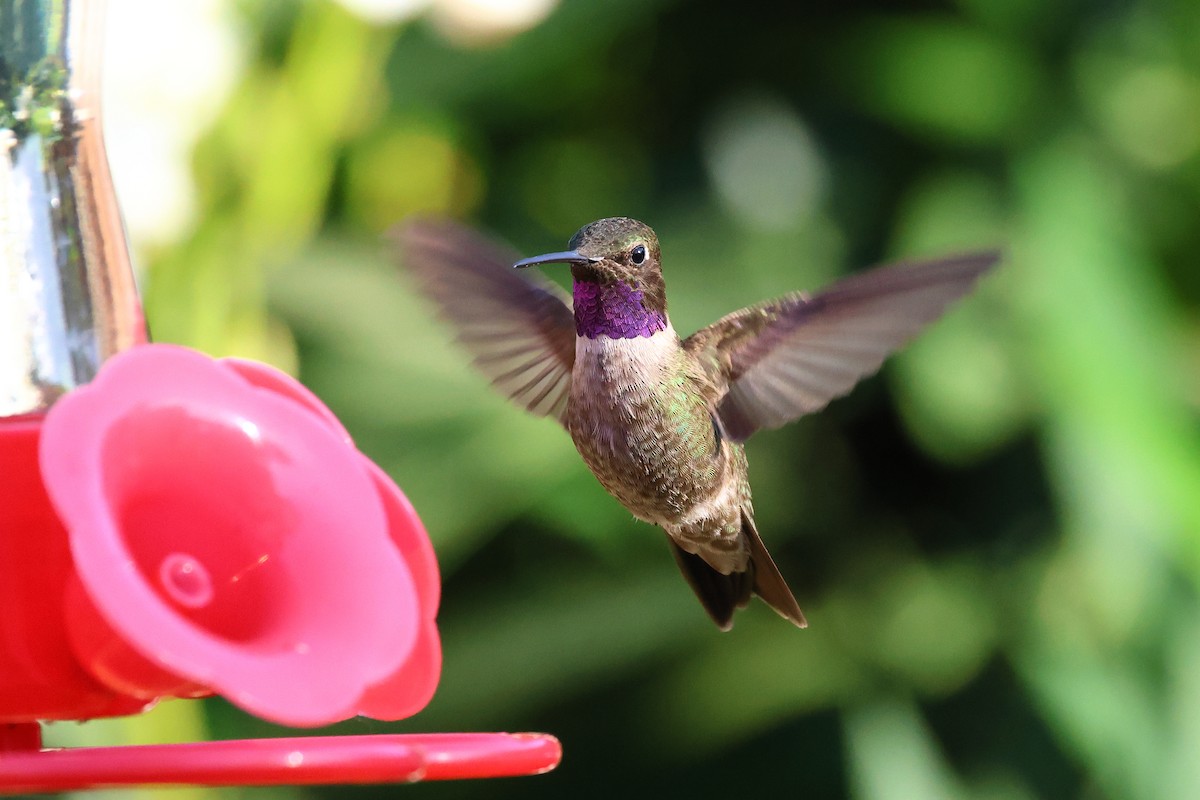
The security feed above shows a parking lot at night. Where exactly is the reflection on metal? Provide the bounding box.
[0,0,145,418]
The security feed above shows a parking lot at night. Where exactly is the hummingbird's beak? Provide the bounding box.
[513,250,600,269]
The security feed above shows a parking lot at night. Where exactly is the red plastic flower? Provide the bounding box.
[38,344,441,727]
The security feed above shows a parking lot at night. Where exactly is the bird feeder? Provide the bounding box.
[0,0,559,790]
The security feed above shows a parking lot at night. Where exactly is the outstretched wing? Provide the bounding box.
[684,251,1000,442]
[392,218,577,422]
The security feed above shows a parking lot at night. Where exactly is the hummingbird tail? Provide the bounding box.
[667,510,807,630]
[741,509,807,629]
[667,537,752,631]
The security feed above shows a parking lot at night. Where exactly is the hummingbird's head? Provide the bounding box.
[566,217,661,284]
[514,218,669,331]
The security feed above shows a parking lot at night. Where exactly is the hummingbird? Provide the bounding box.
[395,217,998,630]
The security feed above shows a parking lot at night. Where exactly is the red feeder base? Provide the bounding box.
[0,726,560,793]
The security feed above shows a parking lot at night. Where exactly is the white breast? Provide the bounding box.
[574,322,680,382]
[571,325,681,426]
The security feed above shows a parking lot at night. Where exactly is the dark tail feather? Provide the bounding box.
[741,510,807,628]
[667,510,807,630]
[668,537,752,631]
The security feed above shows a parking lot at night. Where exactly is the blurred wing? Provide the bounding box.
[392,218,577,422]
[685,251,1000,442]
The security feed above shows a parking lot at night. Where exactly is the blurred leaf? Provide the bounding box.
[701,93,828,231]
[833,17,1045,146]
[1077,53,1200,171]
[1012,136,1200,566]
[640,612,868,755]
[829,550,998,695]
[421,566,707,728]
[844,697,967,800]
[384,0,673,121]
[1164,610,1200,797]
[512,134,647,234]
[1013,622,1164,800]
[344,115,485,229]
[868,561,997,692]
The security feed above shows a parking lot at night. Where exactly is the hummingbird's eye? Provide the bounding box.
[630,244,647,265]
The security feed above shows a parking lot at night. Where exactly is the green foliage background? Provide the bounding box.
[101,0,1200,797]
